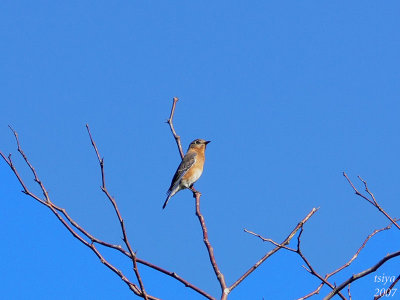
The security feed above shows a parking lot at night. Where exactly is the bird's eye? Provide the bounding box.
[196,140,201,144]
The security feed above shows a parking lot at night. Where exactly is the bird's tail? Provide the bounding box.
[162,192,172,209]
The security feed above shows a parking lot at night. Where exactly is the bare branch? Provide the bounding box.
[323,250,400,299]
[136,259,216,300]
[347,284,352,300]
[232,208,319,292]
[0,130,156,300]
[243,229,297,252]
[244,212,345,300]
[295,226,347,300]
[47,204,157,299]
[374,274,400,300]
[299,222,394,300]
[166,97,184,159]
[343,172,400,230]
[2,128,214,300]
[357,175,378,206]
[326,224,393,278]
[85,124,148,300]
[8,125,51,203]
[194,190,228,299]
[166,97,226,299]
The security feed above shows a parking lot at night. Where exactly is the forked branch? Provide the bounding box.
[323,250,400,299]
[166,97,228,299]
[374,274,400,299]
[85,124,148,300]
[166,97,184,159]
[343,172,399,230]
[246,214,398,300]
[236,208,319,293]
[4,101,398,300]
[0,126,153,300]
[299,222,394,299]
[1,125,214,300]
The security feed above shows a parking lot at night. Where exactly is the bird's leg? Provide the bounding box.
[189,185,201,198]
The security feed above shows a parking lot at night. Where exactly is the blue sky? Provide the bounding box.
[1,1,399,299]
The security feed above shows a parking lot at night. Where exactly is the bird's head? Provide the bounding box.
[188,139,211,150]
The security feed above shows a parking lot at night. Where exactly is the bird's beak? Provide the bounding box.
[205,141,211,144]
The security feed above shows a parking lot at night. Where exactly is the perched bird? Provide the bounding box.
[163,139,211,209]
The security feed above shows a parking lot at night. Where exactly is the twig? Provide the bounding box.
[166,97,184,159]
[8,125,51,203]
[299,223,393,299]
[244,209,345,300]
[137,259,215,300]
[234,208,319,292]
[166,97,227,299]
[295,228,347,300]
[1,127,157,300]
[374,274,400,299]
[194,191,228,299]
[86,124,148,300]
[343,172,400,230]
[243,229,297,252]
[2,127,214,300]
[326,224,393,278]
[347,283,352,300]
[323,250,400,299]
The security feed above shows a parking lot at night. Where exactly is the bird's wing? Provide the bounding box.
[167,151,197,193]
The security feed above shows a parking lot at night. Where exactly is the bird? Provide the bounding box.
[163,139,211,209]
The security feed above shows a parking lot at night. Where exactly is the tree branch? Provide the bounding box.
[347,284,352,300]
[0,127,156,300]
[194,190,228,299]
[2,126,214,299]
[294,228,346,300]
[86,124,148,300]
[343,172,399,230]
[244,208,347,300]
[299,222,394,299]
[166,97,184,159]
[323,250,400,299]
[234,207,319,292]
[374,274,400,300]
[243,229,297,252]
[166,97,227,299]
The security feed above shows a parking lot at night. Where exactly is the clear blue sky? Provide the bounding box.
[1,1,399,299]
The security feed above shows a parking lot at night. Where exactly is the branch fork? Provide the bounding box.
[2,99,399,300]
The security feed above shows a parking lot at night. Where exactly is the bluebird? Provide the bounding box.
[163,139,211,209]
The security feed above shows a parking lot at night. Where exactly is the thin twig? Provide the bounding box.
[326,224,393,278]
[166,97,184,159]
[295,228,347,300]
[374,274,400,300]
[166,98,226,299]
[46,203,157,299]
[233,208,319,292]
[244,211,345,300]
[136,259,215,300]
[358,175,400,230]
[323,250,400,299]
[343,172,400,230]
[194,191,228,299]
[347,283,352,300]
[0,129,157,300]
[86,124,148,300]
[299,222,394,300]
[243,229,297,252]
[1,127,214,300]
[8,126,51,203]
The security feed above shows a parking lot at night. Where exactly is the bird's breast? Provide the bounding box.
[181,155,205,187]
